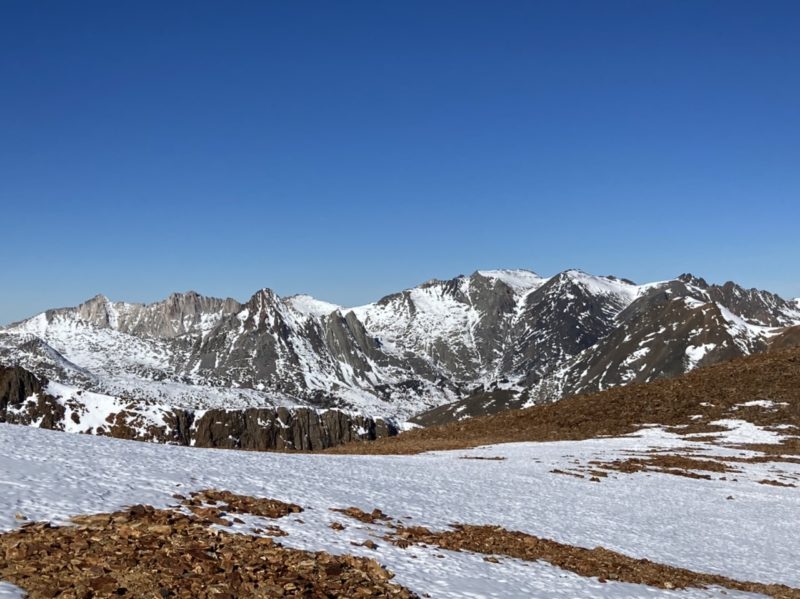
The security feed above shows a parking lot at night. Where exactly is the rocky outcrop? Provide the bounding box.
[0,365,44,407]
[192,408,396,451]
[0,366,396,450]
[43,292,243,338]
[0,366,64,428]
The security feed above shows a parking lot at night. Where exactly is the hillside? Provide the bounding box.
[329,346,800,454]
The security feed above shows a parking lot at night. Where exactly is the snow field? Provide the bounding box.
[0,423,797,598]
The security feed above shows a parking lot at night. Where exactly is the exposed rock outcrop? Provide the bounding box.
[0,365,44,407]
[0,366,64,428]
[192,408,396,451]
[0,366,396,450]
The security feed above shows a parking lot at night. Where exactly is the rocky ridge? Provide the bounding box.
[2,268,798,425]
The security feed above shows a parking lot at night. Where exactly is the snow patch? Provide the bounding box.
[475,269,546,292]
[684,343,716,369]
[285,295,341,318]
[736,400,779,409]
[707,419,786,444]
[0,582,25,599]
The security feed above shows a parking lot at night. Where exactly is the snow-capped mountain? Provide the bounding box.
[2,268,798,424]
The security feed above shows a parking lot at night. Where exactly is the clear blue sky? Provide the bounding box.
[2,1,799,324]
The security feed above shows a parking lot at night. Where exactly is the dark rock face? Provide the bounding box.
[0,365,44,407]
[0,366,64,428]
[507,271,632,386]
[192,408,397,451]
[558,285,747,396]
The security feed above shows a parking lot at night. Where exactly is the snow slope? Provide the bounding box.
[1,422,797,598]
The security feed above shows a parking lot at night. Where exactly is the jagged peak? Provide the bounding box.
[239,289,290,321]
[677,273,709,288]
[251,287,278,298]
[81,293,111,306]
[419,274,466,289]
[542,270,643,308]
[166,290,202,300]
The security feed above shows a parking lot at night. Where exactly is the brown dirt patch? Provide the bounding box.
[589,454,737,480]
[0,503,416,599]
[758,479,797,488]
[731,438,800,457]
[183,489,303,519]
[327,347,800,455]
[389,524,799,598]
[716,453,800,465]
[330,507,392,525]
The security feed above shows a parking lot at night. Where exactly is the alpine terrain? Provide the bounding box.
[1,268,799,446]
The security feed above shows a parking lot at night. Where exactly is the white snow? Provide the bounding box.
[0,423,798,598]
[715,304,773,351]
[0,582,25,599]
[475,269,547,292]
[350,277,485,382]
[622,347,650,366]
[706,419,787,445]
[684,343,717,369]
[619,347,652,382]
[736,400,779,409]
[562,269,643,305]
[683,296,708,310]
[285,295,341,318]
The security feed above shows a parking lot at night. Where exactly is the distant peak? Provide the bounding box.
[476,268,541,277]
[285,295,341,318]
[474,269,545,292]
[604,274,637,285]
[82,293,111,305]
[554,269,595,283]
[677,273,709,288]
[249,287,278,301]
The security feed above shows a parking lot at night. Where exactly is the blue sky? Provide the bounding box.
[1,1,798,324]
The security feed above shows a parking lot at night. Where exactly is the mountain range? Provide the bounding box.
[1,268,798,430]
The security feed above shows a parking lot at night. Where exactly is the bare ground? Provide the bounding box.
[0,493,416,599]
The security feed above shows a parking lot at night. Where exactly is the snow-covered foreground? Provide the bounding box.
[1,424,798,598]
